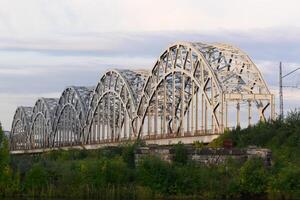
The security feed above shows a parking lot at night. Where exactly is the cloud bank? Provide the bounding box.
[0,0,300,130]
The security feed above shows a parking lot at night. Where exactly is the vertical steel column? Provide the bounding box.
[248,101,251,126]
[172,72,176,134]
[68,110,70,145]
[107,94,110,141]
[271,95,275,120]
[118,100,122,141]
[195,88,199,134]
[124,106,127,140]
[97,106,100,142]
[42,118,45,148]
[92,116,94,143]
[201,94,204,132]
[237,101,240,127]
[101,101,105,142]
[225,100,228,129]
[148,110,151,137]
[181,75,185,136]
[129,100,133,139]
[155,90,158,137]
[163,78,167,136]
[186,102,190,134]
[211,82,214,133]
[191,81,195,135]
[204,99,208,133]
[38,117,41,148]
[65,111,68,146]
[62,112,65,146]
[220,93,224,133]
[201,60,205,133]
[113,95,115,142]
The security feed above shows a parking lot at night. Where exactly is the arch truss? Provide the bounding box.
[10,41,275,152]
[30,98,58,149]
[53,86,93,147]
[86,69,148,144]
[10,107,33,150]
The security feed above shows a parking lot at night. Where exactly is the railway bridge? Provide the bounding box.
[10,42,275,154]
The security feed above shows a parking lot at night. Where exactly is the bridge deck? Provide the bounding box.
[10,134,219,154]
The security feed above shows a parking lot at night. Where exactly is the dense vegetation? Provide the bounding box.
[0,110,299,199]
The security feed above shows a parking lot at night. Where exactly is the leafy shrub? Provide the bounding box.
[137,156,175,195]
[172,142,188,165]
[268,165,300,199]
[238,158,268,195]
[24,163,48,194]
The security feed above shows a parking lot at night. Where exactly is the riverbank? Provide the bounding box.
[0,110,300,199]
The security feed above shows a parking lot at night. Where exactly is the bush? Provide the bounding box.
[24,163,48,194]
[172,142,188,165]
[121,144,136,168]
[102,157,131,185]
[238,158,268,196]
[269,165,300,199]
[137,156,175,195]
[0,123,19,196]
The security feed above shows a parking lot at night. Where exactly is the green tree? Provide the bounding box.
[0,122,14,195]
[0,123,9,174]
[121,144,136,168]
[102,156,131,185]
[239,158,268,195]
[24,163,48,194]
[137,156,175,195]
[172,142,188,165]
[269,165,300,199]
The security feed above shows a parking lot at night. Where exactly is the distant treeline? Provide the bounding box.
[0,110,300,199]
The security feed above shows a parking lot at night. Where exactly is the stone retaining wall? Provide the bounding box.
[135,145,272,166]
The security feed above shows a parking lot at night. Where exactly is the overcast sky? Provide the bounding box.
[1,0,300,130]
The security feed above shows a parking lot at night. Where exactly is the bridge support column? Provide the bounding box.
[237,101,240,127]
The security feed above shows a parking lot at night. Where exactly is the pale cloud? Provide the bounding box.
[0,68,44,76]
[0,50,154,72]
[0,0,300,38]
[1,0,300,130]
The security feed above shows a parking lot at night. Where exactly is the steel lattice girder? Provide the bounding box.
[30,98,59,149]
[85,69,148,143]
[53,86,94,147]
[10,41,275,151]
[10,107,33,150]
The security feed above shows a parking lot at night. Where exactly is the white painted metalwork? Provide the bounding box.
[9,42,275,152]
[10,107,32,150]
[53,86,94,147]
[85,69,148,144]
[30,98,58,149]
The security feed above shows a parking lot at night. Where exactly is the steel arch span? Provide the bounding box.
[10,107,33,150]
[86,69,148,144]
[53,86,94,147]
[30,98,58,149]
[9,41,275,153]
[135,42,274,144]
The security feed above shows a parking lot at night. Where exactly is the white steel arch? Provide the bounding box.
[30,98,58,149]
[136,42,274,141]
[52,86,94,147]
[86,69,148,144]
[136,42,224,140]
[10,107,33,150]
[192,43,274,126]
